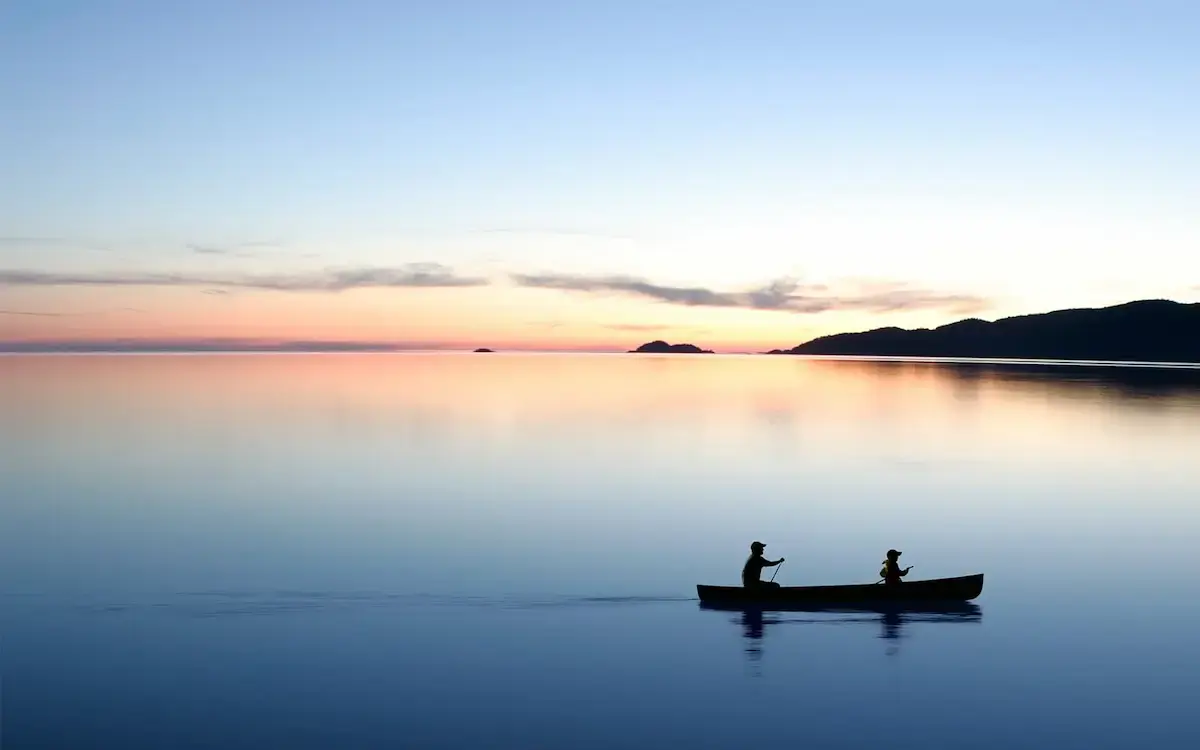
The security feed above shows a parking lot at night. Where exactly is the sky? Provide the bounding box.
[3,0,1199,352]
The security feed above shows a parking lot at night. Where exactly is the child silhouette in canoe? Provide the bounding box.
[742,541,785,588]
[881,549,912,585]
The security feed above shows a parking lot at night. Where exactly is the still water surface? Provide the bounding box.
[2,354,1199,748]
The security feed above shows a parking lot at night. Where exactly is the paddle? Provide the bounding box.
[769,560,784,583]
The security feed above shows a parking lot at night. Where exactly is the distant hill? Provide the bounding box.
[630,340,714,354]
[766,300,1200,363]
[473,348,494,353]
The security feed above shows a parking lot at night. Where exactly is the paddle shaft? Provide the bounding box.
[769,561,783,582]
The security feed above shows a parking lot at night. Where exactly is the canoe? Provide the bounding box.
[698,599,982,616]
[696,573,983,608]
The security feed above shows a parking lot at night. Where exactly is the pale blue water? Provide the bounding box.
[2,354,1199,748]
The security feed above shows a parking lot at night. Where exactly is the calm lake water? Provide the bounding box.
[2,353,1200,748]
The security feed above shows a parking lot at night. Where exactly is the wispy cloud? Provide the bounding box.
[187,240,286,257]
[0,338,459,353]
[0,264,488,291]
[0,307,144,317]
[0,309,64,317]
[511,273,990,315]
[188,244,230,255]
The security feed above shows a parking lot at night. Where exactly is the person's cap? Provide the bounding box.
[887,549,901,557]
[750,541,766,550]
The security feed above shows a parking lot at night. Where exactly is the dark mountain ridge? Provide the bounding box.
[768,299,1200,363]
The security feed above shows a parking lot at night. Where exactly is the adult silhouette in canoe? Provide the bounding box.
[881,549,912,585]
[742,541,785,588]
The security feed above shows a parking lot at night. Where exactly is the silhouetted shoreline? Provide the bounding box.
[4,299,1199,360]
[765,299,1200,364]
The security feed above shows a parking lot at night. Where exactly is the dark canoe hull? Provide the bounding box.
[696,574,983,609]
[698,600,982,616]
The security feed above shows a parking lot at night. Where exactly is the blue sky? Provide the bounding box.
[2,1,1199,349]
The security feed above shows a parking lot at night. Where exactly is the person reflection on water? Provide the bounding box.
[742,541,784,588]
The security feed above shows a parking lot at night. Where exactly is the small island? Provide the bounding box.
[765,299,1200,363]
[473,348,494,353]
[629,340,714,354]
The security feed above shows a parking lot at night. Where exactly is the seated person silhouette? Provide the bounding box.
[880,549,911,585]
[742,541,784,588]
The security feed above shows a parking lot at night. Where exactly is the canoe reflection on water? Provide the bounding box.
[699,601,983,660]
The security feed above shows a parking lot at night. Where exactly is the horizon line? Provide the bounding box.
[0,342,730,355]
[3,351,1199,370]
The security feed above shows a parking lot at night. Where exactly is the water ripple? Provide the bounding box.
[58,591,698,618]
